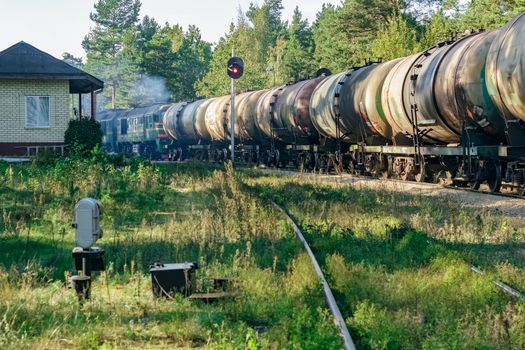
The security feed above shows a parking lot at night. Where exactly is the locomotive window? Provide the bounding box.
[121,119,128,135]
[145,114,153,128]
[25,96,50,128]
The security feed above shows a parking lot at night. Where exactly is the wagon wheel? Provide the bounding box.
[519,186,525,197]
[485,160,502,193]
[468,174,481,190]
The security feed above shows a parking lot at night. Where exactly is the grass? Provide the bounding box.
[242,170,525,349]
[0,155,341,349]
[1,154,524,349]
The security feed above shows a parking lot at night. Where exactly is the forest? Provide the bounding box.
[71,0,525,110]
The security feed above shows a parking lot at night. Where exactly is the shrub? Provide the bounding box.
[64,118,102,155]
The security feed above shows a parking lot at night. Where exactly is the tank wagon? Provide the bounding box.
[97,12,525,195]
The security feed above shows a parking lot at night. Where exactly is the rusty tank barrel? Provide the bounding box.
[178,100,207,142]
[382,55,419,144]
[358,59,402,142]
[309,72,352,140]
[438,30,505,141]
[235,90,268,142]
[273,77,324,144]
[231,92,251,140]
[255,86,286,140]
[205,95,230,141]
[338,63,399,144]
[382,32,506,145]
[382,50,457,144]
[486,12,525,124]
[194,98,214,141]
[162,102,187,141]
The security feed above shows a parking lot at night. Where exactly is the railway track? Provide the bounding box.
[264,170,524,349]
[254,167,525,217]
[271,200,356,350]
[269,193,523,350]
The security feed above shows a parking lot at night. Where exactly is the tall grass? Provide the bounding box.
[0,157,342,349]
[243,171,525,349]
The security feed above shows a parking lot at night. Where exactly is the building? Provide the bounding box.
[0,42,103,156]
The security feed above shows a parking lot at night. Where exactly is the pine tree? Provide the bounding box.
[281,7,316,82]
[371,14,419,61]
[313,4,359,72]
[419,10,457,49]
[82,0,141,109]
[62,53,84,68]
[195,1,285,96]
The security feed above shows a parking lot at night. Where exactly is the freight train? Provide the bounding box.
[97,12,525,196]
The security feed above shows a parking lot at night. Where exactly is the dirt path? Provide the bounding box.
[257,169,525,218]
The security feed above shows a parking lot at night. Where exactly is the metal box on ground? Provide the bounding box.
[149,262,198,298]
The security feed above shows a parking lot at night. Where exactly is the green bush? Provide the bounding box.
[64,118,102,155]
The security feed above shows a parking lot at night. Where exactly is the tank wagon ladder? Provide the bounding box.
[268,96,280,168]
[407,53,435,182]
[331,71,355,174]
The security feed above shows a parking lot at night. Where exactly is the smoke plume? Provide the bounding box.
[130,75,171,106]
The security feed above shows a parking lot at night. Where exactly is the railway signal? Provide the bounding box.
[227,56,244,79]
[227,53,244,165]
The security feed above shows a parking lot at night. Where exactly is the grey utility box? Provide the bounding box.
[74,198,103,249]
[149,262,198,298]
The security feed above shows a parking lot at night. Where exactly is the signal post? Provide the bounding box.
[227,52,244,165]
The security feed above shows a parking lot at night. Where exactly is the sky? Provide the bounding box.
[0,0,336,60]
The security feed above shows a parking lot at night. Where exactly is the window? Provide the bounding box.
[120,118,128,135]
[25,96,50,128]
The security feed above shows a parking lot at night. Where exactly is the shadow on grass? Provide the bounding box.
[0,233,302,280]
[245,178,525,269]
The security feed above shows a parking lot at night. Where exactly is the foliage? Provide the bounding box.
[459,0,525,31]
[124,18,212,103]
[195,0,286,96]
[61,52,84,68]
[82,0,142,109]
[64,118,103,155]
[82,0,211,108]
[75,0,525,108]
[281,7,316,82]
[312,4,352,73]
[372,14,419,61]
[419,10,457,49]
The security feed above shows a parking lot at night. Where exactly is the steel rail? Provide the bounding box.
[469,264,524,299]
[271,201,356,350]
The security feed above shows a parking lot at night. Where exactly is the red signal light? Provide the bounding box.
[227,57,244,79]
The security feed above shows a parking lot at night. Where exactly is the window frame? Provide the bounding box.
[25,95,51,129]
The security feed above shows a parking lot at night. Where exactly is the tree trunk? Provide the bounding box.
[112,83,116,109]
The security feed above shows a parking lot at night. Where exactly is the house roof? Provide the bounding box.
[0,41,103,94]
